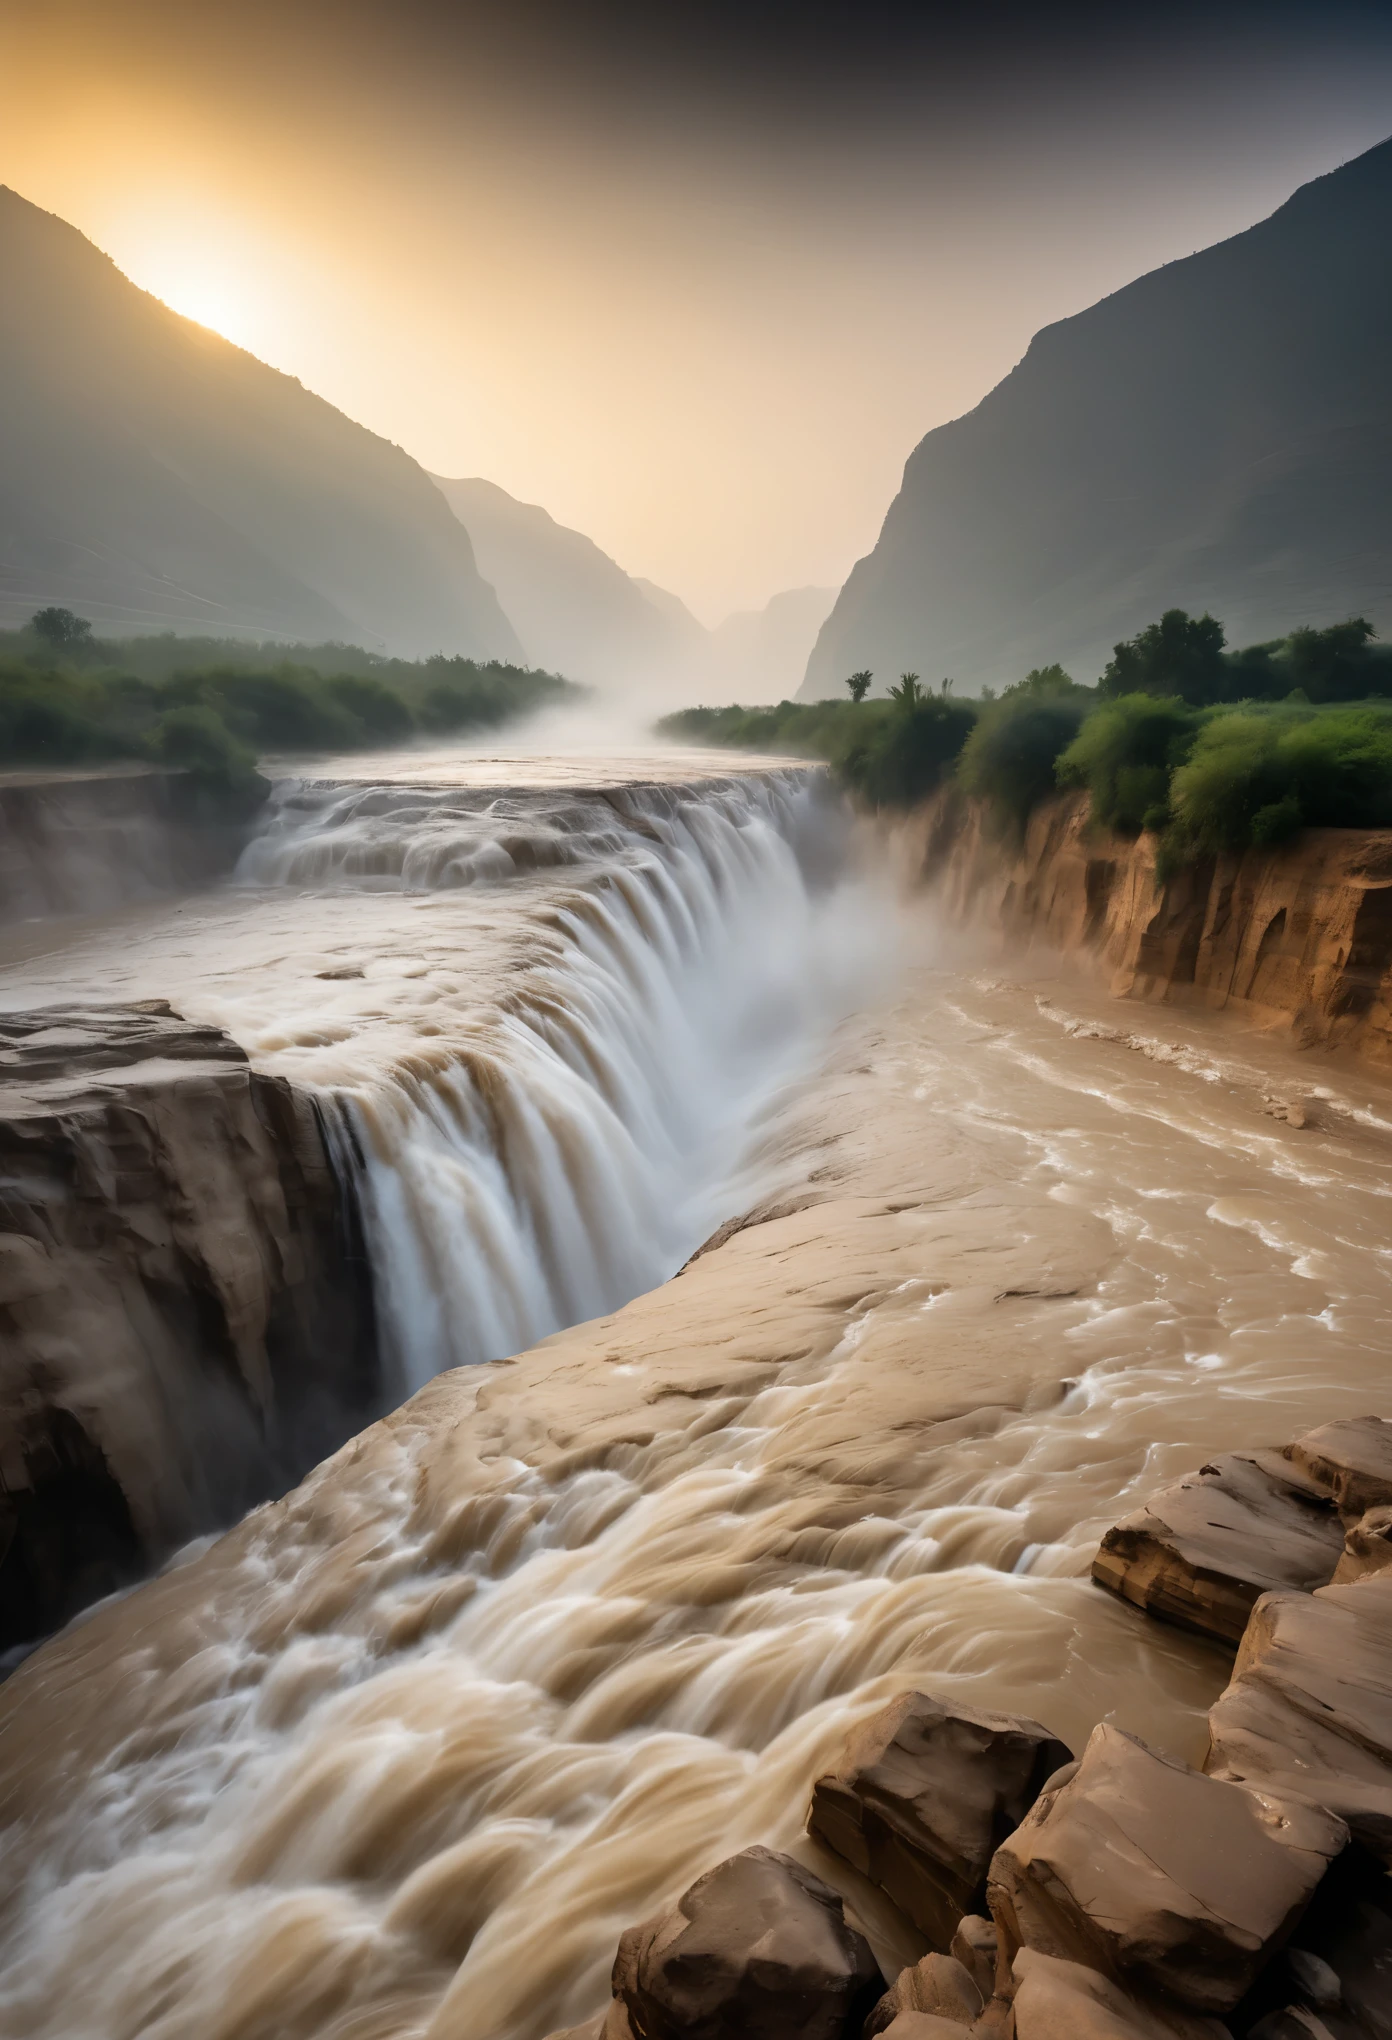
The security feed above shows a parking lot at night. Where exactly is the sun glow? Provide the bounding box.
[151,271,258,349]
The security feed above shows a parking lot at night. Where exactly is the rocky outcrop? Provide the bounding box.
[1334,1508,1392,1586]
[987,1723,1347,2017]
[807,1693,1073,1948]
[0,768,255,924]
[1092,1453,1346,1647]
[608,1846,882,2040]
[921,791,1392,1068]
[864,1952,983,2036]
[1287,1422,1392,1520]
[1205,1576,1392,1863]
[0,1002,378,1652]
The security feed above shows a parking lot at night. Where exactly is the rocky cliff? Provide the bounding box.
[0,1003,379,1654]
[922,791,1392,1065]
[0,767,254,924]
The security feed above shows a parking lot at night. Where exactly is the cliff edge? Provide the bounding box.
[922,791,1392,1065]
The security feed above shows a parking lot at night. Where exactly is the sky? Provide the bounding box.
[3,1,1392,620]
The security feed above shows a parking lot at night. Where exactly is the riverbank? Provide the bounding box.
[916,787,1392,1065]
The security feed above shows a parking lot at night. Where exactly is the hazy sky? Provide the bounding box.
[4,0,1392,618]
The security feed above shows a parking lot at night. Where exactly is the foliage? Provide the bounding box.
[1167,704,1392,857]
[29,606,93,651]
[0,621,576,800]
[956,691,1089,836]
[1100,609,1227,704]
[655,694,975,809]
[1056,694,1199,834]
[664,605,1392,858]
[844,670,872,704]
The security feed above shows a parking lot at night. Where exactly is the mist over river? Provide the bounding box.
[3,747,1392,2039]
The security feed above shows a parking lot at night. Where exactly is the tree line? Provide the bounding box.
[0,610,576,806]
[657,610,1392,863]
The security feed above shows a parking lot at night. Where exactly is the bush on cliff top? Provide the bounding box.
[655,695,976,809]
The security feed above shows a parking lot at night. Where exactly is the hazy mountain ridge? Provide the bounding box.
[804,136,1392,700]
[0,188,520,660]
[434,474,836,702]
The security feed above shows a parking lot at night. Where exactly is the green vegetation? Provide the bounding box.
[656,689,975,810]
[0,617,577,808]
[659,611,1392,864]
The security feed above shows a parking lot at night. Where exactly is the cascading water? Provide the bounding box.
[235,767,891,1390]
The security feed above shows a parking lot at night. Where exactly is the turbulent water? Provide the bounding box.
[0,751,881,1392]
[4,749,1392,2040]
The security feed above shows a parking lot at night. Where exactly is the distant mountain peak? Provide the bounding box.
[804,133,1392,700]
[0,185,520,658]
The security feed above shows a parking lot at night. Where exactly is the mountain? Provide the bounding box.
[804,137,1392,700]
[432,476,704,694]
[0,188,520,659]
[712,586,838,700]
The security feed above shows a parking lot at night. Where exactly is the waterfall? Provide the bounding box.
[237,768,887,1391]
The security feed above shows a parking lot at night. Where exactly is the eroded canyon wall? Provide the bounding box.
[0,768,253,924]
[920,789,1392,1064]
[0,1003,378,1651]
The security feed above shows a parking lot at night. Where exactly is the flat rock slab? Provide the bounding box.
[1206,1576,1392,1864]
[610,1845,883,2040]
[988,1722,1347,2015]
[808,1691,1073,1948]
[1288,1421,1392,1522]
[1092,1452,1345,1647]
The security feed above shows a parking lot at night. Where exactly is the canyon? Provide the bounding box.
[2,754,1392,2038]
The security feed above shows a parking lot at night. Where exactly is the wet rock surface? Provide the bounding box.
[1288,1422,1392,1524]
[0,1002,379,1652]
[1334,1509,1392,1586]
[808,1692,1073,1948]
[1091,1453,1346,1647]
[864,1952,983,2036]
[1206,1577,1392,1863]
[609,1845,883,2040]
[1008,1949,1227,2040]
[987,1722,1348,2015]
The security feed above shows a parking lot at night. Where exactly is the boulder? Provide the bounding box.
[1205,1577,1392,1863]
[1091,1453,1345,1647]
[610,1845,883,2040]
[875,2017,972,2040]
[1333,1508,1392,1586]
[950,1916,1000,2002]
[865,1953,983,2036]
[1287,1421,1392,1521]
[808,1692,1073,1947]
[987,1723,1347,2014]
[1008,1949,1230,2040]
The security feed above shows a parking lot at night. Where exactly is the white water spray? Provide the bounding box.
[239,768,889,1390]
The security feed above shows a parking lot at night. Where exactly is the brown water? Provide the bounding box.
[3,762,1392,2040]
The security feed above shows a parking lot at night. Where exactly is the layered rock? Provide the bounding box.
[607,1846,882,2040]
[1287,1422,1392,1522]
[0,1002,378,1651]
[1092,1452,1345,1647]
[1205,1576,1392,1863]
[987,1723,1347,2017]
[919,790,1392,1068]
[864,1951,983,2036]
[807,1692,1072,1948]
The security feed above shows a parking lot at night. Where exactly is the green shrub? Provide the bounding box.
[1056,693,1198,833]
[1168,705,1392,855]
[956,692,1089,835]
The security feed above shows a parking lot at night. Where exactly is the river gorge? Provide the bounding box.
[2,748,1391,2040]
